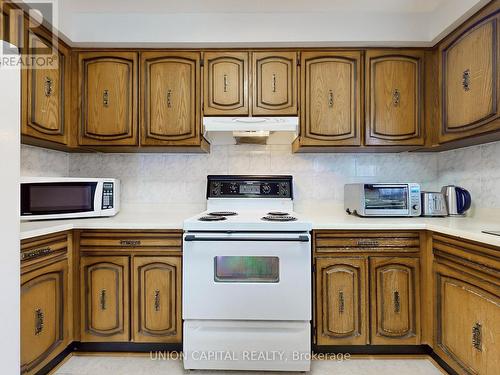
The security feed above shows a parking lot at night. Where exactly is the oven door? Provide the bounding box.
[363,184,410,216]
[182,232,311,321]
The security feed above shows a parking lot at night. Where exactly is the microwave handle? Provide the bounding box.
[184,235,310,242]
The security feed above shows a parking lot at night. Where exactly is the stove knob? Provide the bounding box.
[262,183,271,194]
[230,183,238,193]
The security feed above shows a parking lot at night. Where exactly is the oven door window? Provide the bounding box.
[364,185,408,210]
[214,256,279,283]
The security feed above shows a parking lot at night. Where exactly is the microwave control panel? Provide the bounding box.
[102,182,114,209]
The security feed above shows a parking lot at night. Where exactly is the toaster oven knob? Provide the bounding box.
[412,204,419,210]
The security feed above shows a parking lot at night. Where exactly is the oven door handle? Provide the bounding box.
[184,235,310,242]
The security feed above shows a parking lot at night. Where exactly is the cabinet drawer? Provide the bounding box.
[21,232,69,271]
[314,231,420,253]
[79,231,182,252]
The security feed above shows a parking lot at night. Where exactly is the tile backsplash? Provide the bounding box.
[21,141,500,209]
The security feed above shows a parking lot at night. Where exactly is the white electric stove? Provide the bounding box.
[183,175,312,372]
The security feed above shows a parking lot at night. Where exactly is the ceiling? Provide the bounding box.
[53,0,489,47]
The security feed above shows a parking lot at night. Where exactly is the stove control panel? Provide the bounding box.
[207,175,293,199]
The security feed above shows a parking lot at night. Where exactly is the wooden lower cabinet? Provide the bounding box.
[370,257,420,344]
[80,256,130,342]
[435,263,500,375]
[315,257,369,345]
[132,256,182,343]
[21,259,68,375]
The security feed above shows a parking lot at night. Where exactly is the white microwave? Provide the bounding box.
[344,183,421,217]
[21,177,120,221]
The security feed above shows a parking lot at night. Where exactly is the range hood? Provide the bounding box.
[203,117,299,145]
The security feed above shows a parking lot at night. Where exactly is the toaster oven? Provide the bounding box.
[344,183,421,217]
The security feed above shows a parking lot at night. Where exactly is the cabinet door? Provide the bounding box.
[439,13,499,143]
[141,52,201,146]
[435,264,500,375]
[21,259,67,375]
[78,52,138,146]
[299,51,362,146]
[203,51,248,115]
[370,257,420,344]
[80,256,129,342]
[22,29,69,146]
[365,51,424,146]
[132,256,182,343]
[252,51,297,115]
[315,257,368,345]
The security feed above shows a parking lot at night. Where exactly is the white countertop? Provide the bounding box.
[20,203,500,247]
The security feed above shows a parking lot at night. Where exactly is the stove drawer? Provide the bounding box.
[314,231,421,253]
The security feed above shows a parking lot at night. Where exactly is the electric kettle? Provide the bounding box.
[440,185,472,216]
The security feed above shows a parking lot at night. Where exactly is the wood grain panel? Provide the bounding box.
[132,256,182,343]
[252,51,297,115]
[315,257,368,345]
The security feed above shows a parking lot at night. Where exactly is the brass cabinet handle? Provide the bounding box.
[119,240,141,247]
[472,322,482,351]
[103,89,110,107]
[35,308,44,335]
[99,289,106,310]
[338,290,345,314]
[154,290,160,312]
[392,88,400,106]
[21,246,52,261]
[223,74,228,92]
[462,69,471,91]
[272,73,277,93]
[393,290,401,313]
[328,90,334,107]
[167,89,172,108]
[356,239,379,247]
[44,77,53,97]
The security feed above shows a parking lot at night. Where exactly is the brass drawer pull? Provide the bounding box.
[393,290,401,313]
[328,90,334,107]
[103,89,110,107]
[356,239,379,247]
[167,89,172,108]
[119,240,141,247]
[338,290,345,314]
[223,74,228,92]
[392,88,400,106]
[462,69,471,91]
[154,290,160,312]
[21,246,52,261]
[272,73,277,93]
[472,322,482,351]
[99,289,106,310]
[35,308,44,335]
[44,77,53,97]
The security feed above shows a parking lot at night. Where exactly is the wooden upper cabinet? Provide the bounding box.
[252,51,297,115]
[365,50,424,146]
[141,52,201,146]
[439,11,499,143]
[298,51,362,147]
[80,256,130,342]
[370,257,420,345]
[132,256,182,343]
[203,51,249,115]
[78,52,138,146]
[315,257,368,345]
[22,28,70,146]
[21,259,67,375]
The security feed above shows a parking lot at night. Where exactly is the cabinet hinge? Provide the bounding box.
[312,264,316,273]
[200,59,204,67]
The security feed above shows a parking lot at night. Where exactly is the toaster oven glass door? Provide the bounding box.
[364,185,408,210]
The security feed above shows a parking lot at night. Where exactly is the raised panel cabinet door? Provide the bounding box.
[365,51,424,146]
[252,51,297,115]
[22,29,69,145]
[300,51,362,146]
[436,265,500,375]
[21,259,67,375]
[80,256,130,342]
[132,256,182,343]
[370,257,420,345]
[78,52,138,146]
[203,51,249,115]
[440,13,499,142]
[141,52,201,146]
[315,257,368,345]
